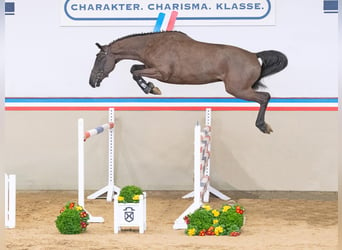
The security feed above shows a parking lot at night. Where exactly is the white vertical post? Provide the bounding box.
[8,175,16,228]
[78,118,85,208]
[107,108,115,202]
[205,108,211,178]
[193,122,201,205]
[203,108,211,202]
[78,118,104,223]
[205,108,211,126]
[4,174,8,226]
[5,174,16,228]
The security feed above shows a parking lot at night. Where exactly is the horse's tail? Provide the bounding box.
[253,50,288,89]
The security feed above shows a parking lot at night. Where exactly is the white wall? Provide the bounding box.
[4,110,338,191]
[5,0,338,98]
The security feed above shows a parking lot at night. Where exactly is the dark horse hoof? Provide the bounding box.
[151,87,162,95]
[258,123,273,134]
[147,82,162,95]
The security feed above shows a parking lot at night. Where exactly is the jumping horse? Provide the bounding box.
[89,31,288,134]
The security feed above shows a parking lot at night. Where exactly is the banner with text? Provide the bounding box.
[61,0,275,26]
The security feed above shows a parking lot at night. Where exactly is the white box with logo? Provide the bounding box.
[114,192,146,233]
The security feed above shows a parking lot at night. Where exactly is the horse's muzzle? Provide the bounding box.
[90,81,101,88]
[89,79,97,88]
[89,73,103,88]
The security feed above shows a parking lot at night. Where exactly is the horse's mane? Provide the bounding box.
[110,31,185,45]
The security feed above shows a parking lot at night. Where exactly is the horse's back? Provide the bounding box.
[154,31,256,63]
[143,31,260,84]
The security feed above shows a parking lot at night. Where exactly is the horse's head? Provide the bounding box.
[89,43,116,88]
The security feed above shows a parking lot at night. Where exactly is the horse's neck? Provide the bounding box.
[110,37,149,61]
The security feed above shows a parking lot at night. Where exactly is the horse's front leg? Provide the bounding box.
[130,64,161,95]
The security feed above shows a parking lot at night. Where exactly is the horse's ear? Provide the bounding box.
[95,43,104,51]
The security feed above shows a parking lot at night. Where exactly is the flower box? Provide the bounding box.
[113,192,146,234]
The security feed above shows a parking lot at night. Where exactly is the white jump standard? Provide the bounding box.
[5,174,16,228]
[85,108,120,201]
[173,108,230,230]
[78,108,120,223]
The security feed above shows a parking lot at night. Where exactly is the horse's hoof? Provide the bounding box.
[257,123,273,134]
[264,123,273,134]
[151,87,162,95]
[146,82,162,95]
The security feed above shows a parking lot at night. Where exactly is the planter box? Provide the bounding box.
[113,192,146,234]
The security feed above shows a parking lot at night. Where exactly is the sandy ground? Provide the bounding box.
[5,191,338,250]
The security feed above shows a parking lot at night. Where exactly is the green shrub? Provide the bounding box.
[118,185,143,203]
[218,205,244,229]
[55,202,89,234]
[187,208,214,232]
[185,204,245,236]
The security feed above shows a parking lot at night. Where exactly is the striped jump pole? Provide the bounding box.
[78,108,120,223]
[173,108,230,230]
[5,174,16,228]
[83,122,114,141]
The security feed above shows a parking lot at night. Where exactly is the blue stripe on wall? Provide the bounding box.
[4,97,338,104]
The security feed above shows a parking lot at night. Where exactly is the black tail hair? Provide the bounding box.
[252,50,288,89]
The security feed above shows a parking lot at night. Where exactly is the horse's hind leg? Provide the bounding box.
[225,83,272,134]
[254,91,272,133]
[130,64,161,95]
